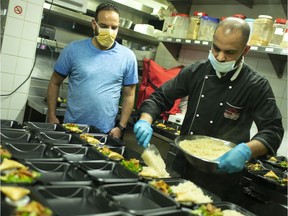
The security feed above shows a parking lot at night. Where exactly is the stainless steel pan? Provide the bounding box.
[174,135,236,173]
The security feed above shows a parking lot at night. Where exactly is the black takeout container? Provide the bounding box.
[33,185,117,216]
[191,201,257,216]
[1,130,36,143]
[49,145,107,161]
[1,119,25,130]
[264,156,288,171]
[36,131,86,145]
[24,121,68,133]
[76,160,139,185]
[148,178,221,207]
[24,161,92,185]
[99,182,180,215]
[1,186,52,216]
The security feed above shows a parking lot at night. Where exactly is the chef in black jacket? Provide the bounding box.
[133,17,284,202]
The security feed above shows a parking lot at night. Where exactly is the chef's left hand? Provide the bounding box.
[217,143,252,173]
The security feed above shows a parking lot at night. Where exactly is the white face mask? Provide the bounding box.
[208,50,238,73]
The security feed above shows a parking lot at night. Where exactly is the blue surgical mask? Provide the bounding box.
[208,50,238,73]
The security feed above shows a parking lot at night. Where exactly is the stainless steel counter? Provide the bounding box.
[27,97,66,122]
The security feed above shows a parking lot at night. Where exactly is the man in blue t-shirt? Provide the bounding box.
[47,2,138,139]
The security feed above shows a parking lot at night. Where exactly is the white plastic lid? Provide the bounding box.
[258,15,273,20]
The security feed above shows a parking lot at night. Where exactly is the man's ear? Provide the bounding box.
[243,45,251,56]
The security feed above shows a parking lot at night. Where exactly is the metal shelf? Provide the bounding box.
[43,3,159,46]
[158,36,288,78]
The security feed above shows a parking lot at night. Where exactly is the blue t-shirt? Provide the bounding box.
[54,39,138,133]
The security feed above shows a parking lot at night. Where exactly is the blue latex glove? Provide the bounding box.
[133,119,153,148]
[217,143,252,173]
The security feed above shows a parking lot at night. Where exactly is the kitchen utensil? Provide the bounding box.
[174,135,236,173]
[141,144,168,177]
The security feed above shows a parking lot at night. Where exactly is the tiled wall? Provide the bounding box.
[0,0,45,122]
[155,43,287,156]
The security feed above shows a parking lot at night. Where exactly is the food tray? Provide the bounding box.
[24,161,92,185]
[62,123,102,133]
[152,122,179,140]
[50,146,107,161]
[95,146,142,161]
[1,130,36,143]
[1,186,52,216]
[264,156,288,171]
[33,185,117,216]
[139,168,181,181]
[24,121,68,133]
[106,135,125,146]
[0,142,61,161]
[1,119,25,130]
[143,209,192,216]
[76,160,139,185]
[99,182,180,215]
[191,201,257,216]
[36,131,86,145]
[246,169,287,193]
[148,178,221,207]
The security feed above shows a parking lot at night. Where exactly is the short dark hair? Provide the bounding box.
[95,2,120,21]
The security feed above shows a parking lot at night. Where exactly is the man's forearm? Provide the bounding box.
[119,94,134,127]
[247,139,269,158]
[47,82,60,118]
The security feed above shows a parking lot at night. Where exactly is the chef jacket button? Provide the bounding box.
[220,103,223,106]
[190,132,193,135]
[205,76,208,79]
[196,114,199,117]
[229,86,232,89]
[201,95,204,98]
[210,120,213,124]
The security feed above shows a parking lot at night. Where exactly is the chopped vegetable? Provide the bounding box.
[0,167,40,183]
[191,203,223,216]
[121,158,142,173]
[16,200,53,216]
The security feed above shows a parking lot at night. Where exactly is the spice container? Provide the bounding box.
[269,18,287,47]
[162,13,189,38]
[280,28,288,48]
[186,12,208,40]
[249,15,274,46]
[197,16,219,41]
[245,18,255,42]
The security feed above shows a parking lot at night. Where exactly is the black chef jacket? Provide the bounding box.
[139,60,284,211]
[139,60,284,154]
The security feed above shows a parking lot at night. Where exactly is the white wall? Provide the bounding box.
[0,0,45,122]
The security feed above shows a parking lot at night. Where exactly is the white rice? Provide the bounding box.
[179,138,232,160]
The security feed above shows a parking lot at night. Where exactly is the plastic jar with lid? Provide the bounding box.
[249,15,274,46]
[162,12,177,36]
[269,18,287,47]
[280,28,288,48]
[162,13,189,38]
[245,18,255,42]
[186,12,208,40]
[233,14,246,20]
[197,16,220,41]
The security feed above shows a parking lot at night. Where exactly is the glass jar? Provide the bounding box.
[245,18,255,42]
[280,28,288,48]
[197,16,219,41]
[249,15,274,46]
[269,18,287,47]
[162,13,189,38]
[186,12,207,40]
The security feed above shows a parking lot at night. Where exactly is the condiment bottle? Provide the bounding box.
[269,18,287,47]
[245,18,255,42]
[197,16,220,41]
[280,28,288,48]
[249,15,274,46]
[186,12,207,40]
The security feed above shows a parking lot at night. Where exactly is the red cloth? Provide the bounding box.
[137,58,184,120]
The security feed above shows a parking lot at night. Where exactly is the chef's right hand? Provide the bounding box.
[133,119,153,148]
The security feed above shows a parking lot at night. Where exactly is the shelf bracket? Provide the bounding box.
[161,42,182,60]
[234,0,254,8]
[267,54,287,78]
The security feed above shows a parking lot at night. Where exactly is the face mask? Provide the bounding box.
[208,50,239,73]
[95,23,117,48]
